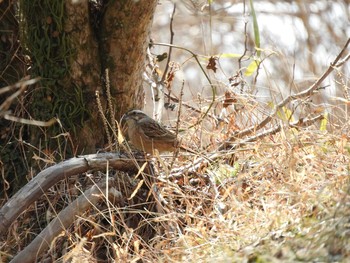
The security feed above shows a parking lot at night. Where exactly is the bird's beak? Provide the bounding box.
[120,113,130,124]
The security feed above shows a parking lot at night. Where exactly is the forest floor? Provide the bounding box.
[2,119,350,262]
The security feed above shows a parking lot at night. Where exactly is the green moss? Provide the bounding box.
[19,0,91,135]
[20,0,69,76]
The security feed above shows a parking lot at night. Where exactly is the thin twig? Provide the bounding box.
[169,113,324,180]
[171,80,185,166]
[232,38,350,140]
[152,42,215,129]
[0,77,39,112]
[164,92,222,123]
[238,0,248,94]
[161,3,176,84]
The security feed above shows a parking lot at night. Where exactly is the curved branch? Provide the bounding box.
[10,178,123,263]
[0,152,145,235]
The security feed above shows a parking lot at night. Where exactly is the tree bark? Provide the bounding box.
[63,0,158,152]
[0,0,26,86]
[64,0,105,153]
[99,0,158,118]
[22,0,158,153]
[0,0,157,195]
[0,0,28,193]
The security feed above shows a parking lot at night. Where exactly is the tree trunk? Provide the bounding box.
[0,0,28,193]
[65,0,157,153]
[0,0,157,194]
[0,0,26,86]
[64,0,158,152]
[23,0,157,153]
[99,0,157,117]
[64,0,106,153]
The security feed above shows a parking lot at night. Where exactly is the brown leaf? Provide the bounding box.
[206,56,218,73]
[223,91,237,108]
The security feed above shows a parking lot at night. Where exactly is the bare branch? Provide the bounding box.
[10,178,123,263]
[232,38,350,139]
[0,152,146,235]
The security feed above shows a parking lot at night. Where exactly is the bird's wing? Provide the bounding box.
[138,118,177,142]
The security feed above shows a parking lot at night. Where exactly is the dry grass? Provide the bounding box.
[2,111,349,262]
[145,127,350,262]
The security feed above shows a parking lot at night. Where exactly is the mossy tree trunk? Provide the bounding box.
[63,0,158,152]
[0,0,26,86]
[23,0,157,153]
[0,0,28,194]
[0,0,157,195]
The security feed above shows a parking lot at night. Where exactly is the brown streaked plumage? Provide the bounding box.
[121,110,180,153]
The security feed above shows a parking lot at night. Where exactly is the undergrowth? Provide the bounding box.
[1,103,350,262]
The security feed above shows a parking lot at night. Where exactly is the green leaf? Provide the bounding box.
[250,0,261,57]
[282,106,294,122]
[218,53,243,58]
[244,59,260,76]
[320,112,328,131]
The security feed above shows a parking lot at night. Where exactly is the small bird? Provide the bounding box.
[120,110,190,154]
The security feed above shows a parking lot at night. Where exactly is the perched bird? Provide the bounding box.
[120,110,190,154]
